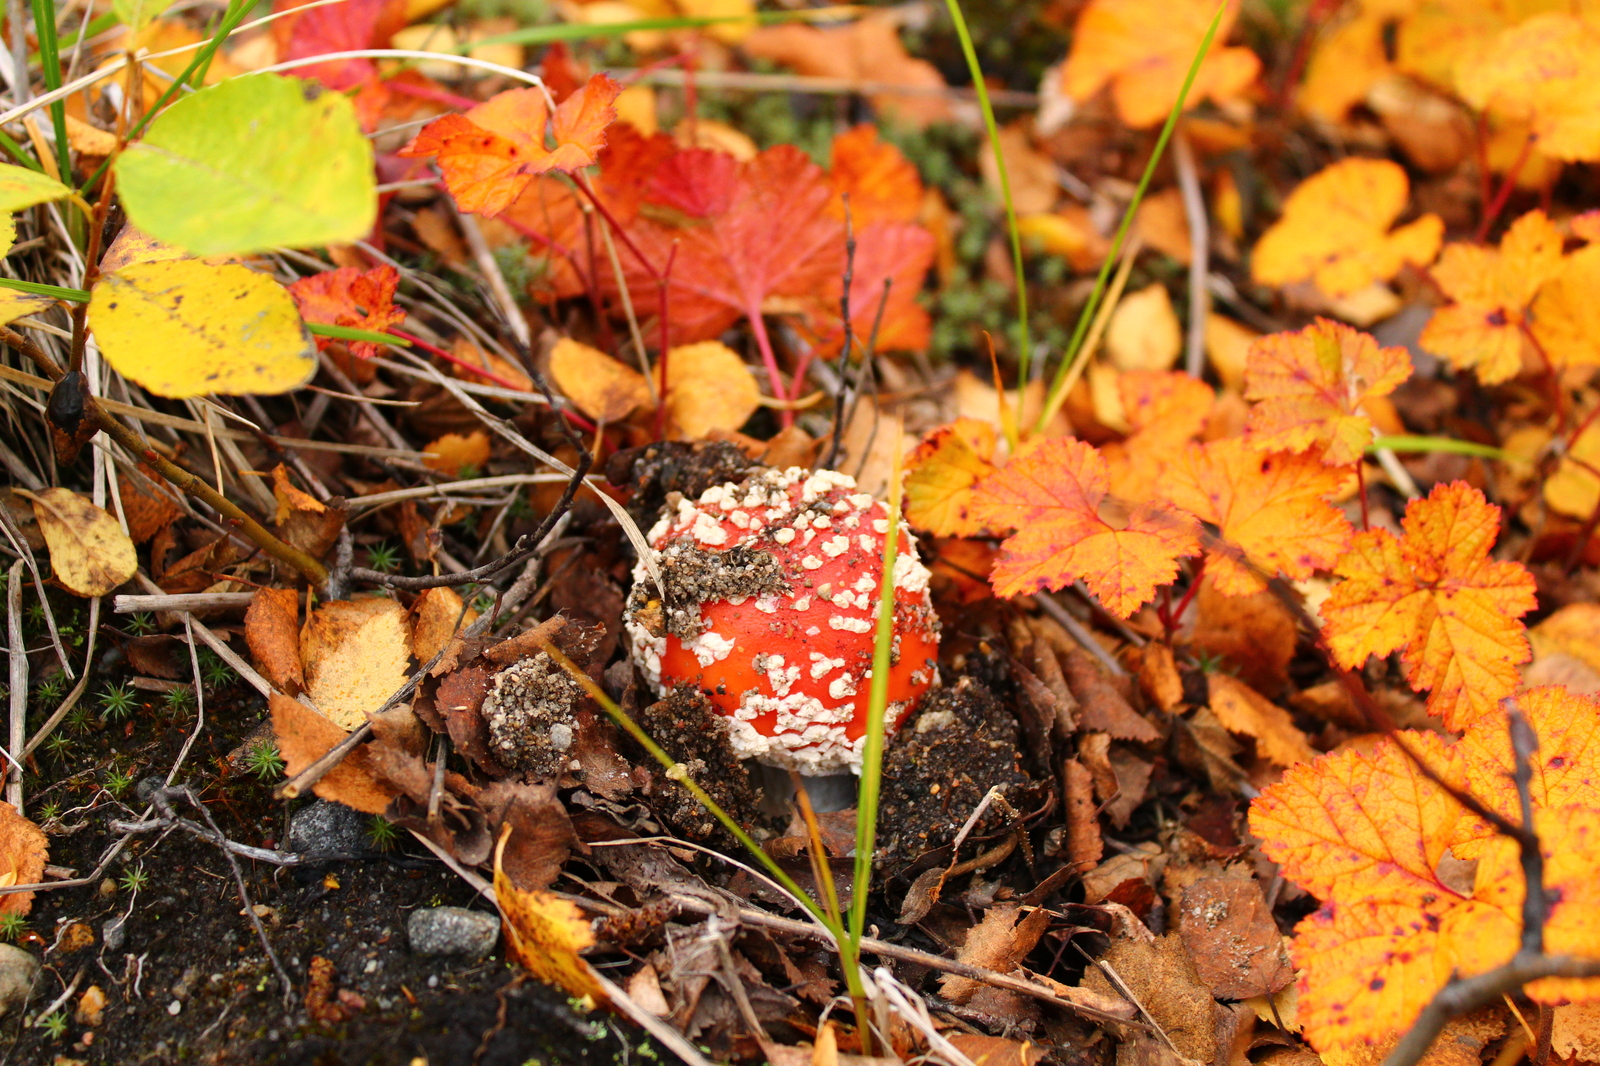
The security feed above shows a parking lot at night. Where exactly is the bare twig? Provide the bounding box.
[1173,126,1209,379]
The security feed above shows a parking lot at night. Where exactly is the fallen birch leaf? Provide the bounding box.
[655,340,761,439]
[301,597,413,731]
[22,487,137,597]
[245,586,304,697]
[494,826,608,1005]
[548,336,650,424]
[269,692,395,814]
[0,802,47,917]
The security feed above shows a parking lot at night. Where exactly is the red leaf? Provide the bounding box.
[272,0,407,92]
[288,265,405,359]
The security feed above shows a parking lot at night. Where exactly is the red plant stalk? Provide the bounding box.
[389,327,599,432]
[1476,132,1536,243]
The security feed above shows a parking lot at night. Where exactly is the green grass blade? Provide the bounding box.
[472,8,848,48]
[1035,3,1228,436]
[29,0,72,182]
[1369,435,1506,461]
[0,129,42,172]
[941,0,1027,449]
[0,277,90,301]
[305,323,412,347]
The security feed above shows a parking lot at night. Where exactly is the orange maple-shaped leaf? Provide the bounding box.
[399,75,622,218]
[1252,697,1600,1051]
[1455,14,1600,163]
[1162,439,1354,597]
[1419,209,1565,385]
[1321,481,1537,730]
[903,418,999,538]
[287,265,404,359]
[828,124,922,226]
[1060,0,1260,129]
[1244,319,1413,466]
[970,437,1199,616]
[1530,243,1600,371]
[1251,158,1442,299]
[1451,687,1600,859]
[1102,370,1214,499]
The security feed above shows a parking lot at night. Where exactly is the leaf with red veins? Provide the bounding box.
[970,437,1199,616]
[622,144,844,348]
[399,75,622,218]
[1322,482,1537,730]
[1162,438,1354,596]
[799,220,935,357]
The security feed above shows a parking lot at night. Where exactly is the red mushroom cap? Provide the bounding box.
[626,467,940,773]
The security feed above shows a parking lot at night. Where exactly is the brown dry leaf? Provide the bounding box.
[301,598,413,731]
[1552,1003,1600,1062]
[269,692,396,813]
[493,826,608,1005]
[1106,284,1182,373]
[410,587,478,665]
[117,470,182,545]
[1319,1010,1505,1066]
[946,1035,1047,1066]
[1059,644,1160,743]
[1135,188,1193,262]
[548,336,651,424]
[270,465,344,563]
[245,586,304,696]
[21,487,137,598]
[1207,674,1316,768]
[656,340,761,439]
[1063,757,1105,874]
[939,904,1052,1004]
[980,125,1058,216]
[422,430,492,476]
[0,802,48,917]
[1136,643,1185,713]
[1191,579,1297,695]
[1178,874,1294,999]
[1082,930,1224,1064]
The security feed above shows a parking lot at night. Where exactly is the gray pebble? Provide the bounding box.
[407,907,499,959]
[102,915,126,954]
[0,944,38,1016]
[287,800,368,857]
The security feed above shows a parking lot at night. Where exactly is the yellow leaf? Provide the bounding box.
[494,826,608,1005]
[903,418,999,537]
[20,487,137,598]
[1251,158,1442,299]
[1106,283,1181,372]
[422,430,492,476]
[548,337,650,424]
[0,288,52,326]
[1455,13,1600,162]
[1532,244,1600,370]
[655,340,761,439]
[1546,418,1600,519]
[87,259,314,398]
[300,598,413,731]
[0,213,13,259]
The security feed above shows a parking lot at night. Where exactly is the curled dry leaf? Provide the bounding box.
[410,587,477,665]
[1207,673,1317,768]
[301,597,414,731]
[0,801,48,917]
[548,336,650,424]
[269,692,395,814]
[270,465,345,563]
[21,487,138,598]
[245,586,304,697]
[1178,874,1295,999]
[655,340,761,439]
[493,826,608,1006]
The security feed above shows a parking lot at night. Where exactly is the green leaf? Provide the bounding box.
[0,163,73,212]
[115,75,376,256]
[88,259,315,398]
[113,0,176,33]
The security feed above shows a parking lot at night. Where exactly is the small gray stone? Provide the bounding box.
[407,907,499,958]
[0,944,38,1015]
[102,915,126,954]
[288,800,368,857]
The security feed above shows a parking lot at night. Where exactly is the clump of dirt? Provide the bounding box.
[635,540,791,640]
[629,684,763,847]
[480,651,587,777]
[875,675,1034,862]
[606,439,756,528]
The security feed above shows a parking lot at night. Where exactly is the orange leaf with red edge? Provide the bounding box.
[1419,209,1565,384]
[1060,0,1260,129]
[1321,481,1537,730]
[400,75,623,218]
[1244,319,1412,466]
[1251,158,1442,299]
[903,418,999,538]
[970,436,1199,616]
[288,265,404,359]
[1162,438,1353,597]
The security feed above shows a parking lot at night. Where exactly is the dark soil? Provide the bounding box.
[0,681,655,1065]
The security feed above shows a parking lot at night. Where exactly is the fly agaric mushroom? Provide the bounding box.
[625,467,940,774]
